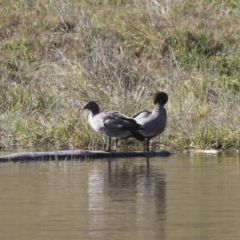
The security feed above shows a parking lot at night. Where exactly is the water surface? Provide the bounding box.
[0,152,239,240]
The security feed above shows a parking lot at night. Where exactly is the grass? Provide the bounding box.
[0,0,239,151]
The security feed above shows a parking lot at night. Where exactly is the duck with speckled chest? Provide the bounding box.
[134,91,168,152]
[83,101,145,152]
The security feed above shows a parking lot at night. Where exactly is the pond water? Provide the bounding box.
[0,152,239,240]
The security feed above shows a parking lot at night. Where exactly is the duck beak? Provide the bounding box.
[82,104,88,110]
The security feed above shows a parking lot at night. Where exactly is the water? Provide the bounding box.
[0,152,239,240]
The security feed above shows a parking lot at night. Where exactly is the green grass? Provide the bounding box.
[0,0,240,151]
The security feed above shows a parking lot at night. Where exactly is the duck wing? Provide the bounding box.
[102,112,144,131]
[111,112,145,130]
[101,111,145,141]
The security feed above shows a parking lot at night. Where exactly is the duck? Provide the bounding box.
[133,91,168,152]
[82,101,145,152]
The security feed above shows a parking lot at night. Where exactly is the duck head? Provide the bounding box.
[82,101,100,113]
[153,92,168,105]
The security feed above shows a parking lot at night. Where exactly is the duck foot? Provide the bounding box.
[104,149,111,152]
[146,150,155,153]
[103,148,116,152]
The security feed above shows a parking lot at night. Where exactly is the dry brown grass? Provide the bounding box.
[0,0,239,150]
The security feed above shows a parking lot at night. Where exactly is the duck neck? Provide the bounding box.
[91,108,100,117]
[153,103,164,114]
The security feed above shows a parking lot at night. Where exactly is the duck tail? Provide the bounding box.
[129,130,145,142]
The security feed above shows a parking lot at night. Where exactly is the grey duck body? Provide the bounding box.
[134,92,168,152]
[83,101,144,151]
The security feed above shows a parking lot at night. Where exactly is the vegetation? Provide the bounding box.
[0,0,239,151]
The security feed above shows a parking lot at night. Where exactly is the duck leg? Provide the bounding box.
[105,137,112,152]
[114,139,119,151]
[146,138,150,152]
[146,137,156,153]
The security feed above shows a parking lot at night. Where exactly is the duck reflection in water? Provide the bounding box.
[107,159,166,215]
[87,158,166,239]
